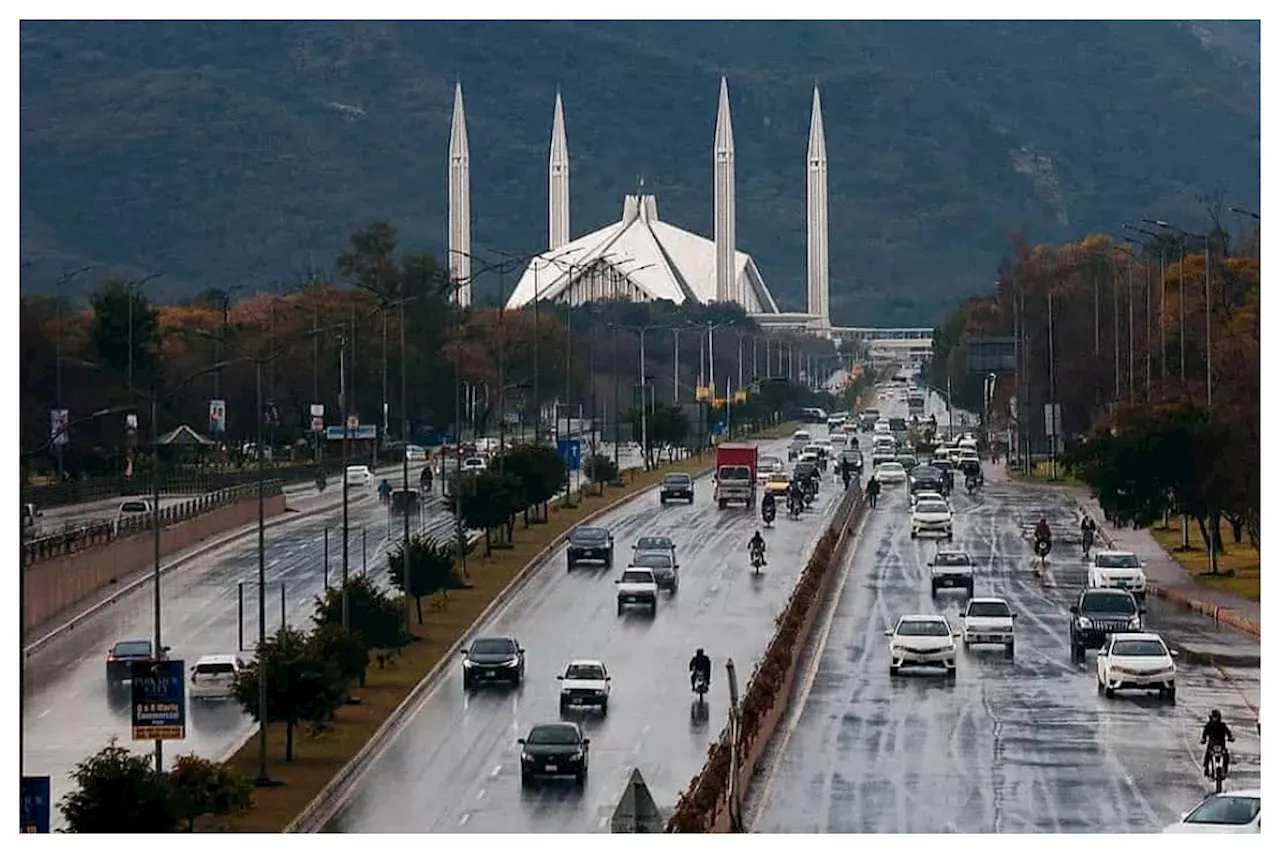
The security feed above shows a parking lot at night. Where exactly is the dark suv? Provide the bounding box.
[909,465,947,496]
[461,636,525,689]
[1069,589,1144,661]
[106,639,169,689]
[659,473,694,504]
[519,722,590,787]
[566,526,614,570]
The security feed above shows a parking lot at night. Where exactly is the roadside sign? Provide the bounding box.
[1043,402,1062,438]
[611,767,664,832]
[208,399,226,435]
[326,425,377,441]
[50,409,70,446]
[131,659,187,741]
[20,776,50,833]
[557,437,582,472]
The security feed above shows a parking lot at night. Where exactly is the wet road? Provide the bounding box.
[752,397,1261,832]
[327,436,843,833]
[22,476,453,827]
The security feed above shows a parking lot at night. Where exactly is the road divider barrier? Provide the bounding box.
[666,486,866,833]
[23,481,286,633]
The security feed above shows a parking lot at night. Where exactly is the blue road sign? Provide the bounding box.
[325,425,378,441]
[557,437,582,472]
[131,659,187,741]
[20,776,50,833]
[711,422,726,437]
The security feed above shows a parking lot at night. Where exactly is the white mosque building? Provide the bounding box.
[446,78,833,332]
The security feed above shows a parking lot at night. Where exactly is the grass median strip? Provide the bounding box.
[200,428,792,832]
[1147,518,1260,602]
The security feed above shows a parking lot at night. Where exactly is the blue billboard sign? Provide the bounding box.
[20,776,50,833]
[131,659,187,741]
[325,425,378,441]
[556,437,582,472]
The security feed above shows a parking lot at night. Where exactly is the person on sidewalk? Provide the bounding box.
[1201,709,1235,778]
[1080,515,1097,557]
[866,475,881,508]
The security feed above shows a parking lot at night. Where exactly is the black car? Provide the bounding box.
[106,639,169,688]
[461,636,525,688]
[1069,589,1144,660]
[659,473,694,504]
[519,722,590,786]
[910,465,947,496]
[566,526,614,570]
[630,550,679,593]
[932,458,956,490]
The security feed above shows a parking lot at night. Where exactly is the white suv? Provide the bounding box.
[960,597,1016,654]
[614,568,658,616]
[1089,550,1148,599]
[557,660,611,715]
[929,550,974,596]
[1096,632,1177,701]
[189,654,244,700]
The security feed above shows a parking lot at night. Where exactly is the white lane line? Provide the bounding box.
[36,709,50,720]
[459,813,471,826]
[490,764,502,778]
[476,788,486,800]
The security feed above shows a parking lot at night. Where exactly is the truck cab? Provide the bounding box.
[714,443,758,509]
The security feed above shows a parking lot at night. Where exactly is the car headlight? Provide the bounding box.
[521,753,534,763]
[571,750,585,761]
[462,658,475,668]
[1127,616,1142,629]
[594,689,608,696]
[1077,617,1092,629]
[503,659,520,667]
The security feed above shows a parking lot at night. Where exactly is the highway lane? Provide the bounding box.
[751,462,1261,832]
[326,436,844,833]
[22,478,454,828]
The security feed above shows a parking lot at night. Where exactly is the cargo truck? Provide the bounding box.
[714,443,758,509]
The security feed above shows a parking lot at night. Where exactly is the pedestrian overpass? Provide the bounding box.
[831,327,934,363]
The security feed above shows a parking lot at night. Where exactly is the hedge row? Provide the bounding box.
[666,490,863,832]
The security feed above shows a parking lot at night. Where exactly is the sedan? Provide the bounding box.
[1163,791,1260,833]
[519,722,590,787]
[886,615,959,677]
[630,550,679,593]
[960,598,1016,653]
[632,535,675,561]
[875,461,907,485]
[763,472,792,496]
[1096,632,1178,701]
[910,499,954,539]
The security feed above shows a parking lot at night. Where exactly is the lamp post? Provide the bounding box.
[126,273,162,391]
[52,265,96,480]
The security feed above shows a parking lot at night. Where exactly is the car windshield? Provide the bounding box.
[1096,553,1142,569]
[913,467,941,480]
[570,528,608,544]
[1110,639,1168,657]
[621,570,653,583]
[195,661,236,675]
[635,537,671,550]
[1184,795,1260,825]
[897,620,950,637]
[470,638,517,655]
[565,664,605,680]
[917,502,949,514]
[768,474,789,484]
[880,463,904,473]
[112,641,152,657]
[759,457,781,470]
[1080,593,1137,614]
[967,601,1010,618]
[720,465,750,479]
[120,501,149,513]
[934,460,953,471]
[526,725,581,746]
[935,552,971,566]
[663,474,691,485]
[633,553,672,569]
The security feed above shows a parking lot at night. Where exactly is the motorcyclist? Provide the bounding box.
[1080,516,1097,555]
[688,648,712,691]
[1201,709,1235,778]
[420,466,433,492]
[761,490,777,519]
[1034,517,1052,545]
[377,479,392,501]
[748,530,767,564]
[786,479,806,512]
[866,474,881,508]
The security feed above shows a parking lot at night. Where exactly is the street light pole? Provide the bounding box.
[253,356,273,786]
[672,328,680,405]
[150,392,163,773]
[339,325,350,630]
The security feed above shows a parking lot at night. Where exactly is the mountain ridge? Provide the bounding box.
[19,20,1259,325]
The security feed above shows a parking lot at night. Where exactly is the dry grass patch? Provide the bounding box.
[1148,518,1260,602]
[1007,460,1083,486]
[196,432,792,833]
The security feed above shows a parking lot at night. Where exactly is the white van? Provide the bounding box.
[792,429,812,444]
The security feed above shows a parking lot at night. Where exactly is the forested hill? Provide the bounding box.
[19,20,1259,325]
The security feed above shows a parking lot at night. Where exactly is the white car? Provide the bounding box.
[345,465,373,487]
[1163,790,1260,833]
[875,461,907,484]
[557,659,611,715]
[460,456,488,473]
[615,567,658,616]
[909,489,945,508]
[791,429,813,444]
[115,498,152,532]
[756,455,784,484]
[886,615,959,677]
[405,444,427,462]
[1096,631,1178,700]
[960,597,1016,653]
[1089,550,1148,599]
[929,549,974,596]
[189,654,244,700]
[910,498,954,539]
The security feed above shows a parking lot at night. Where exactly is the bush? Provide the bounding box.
[313,575,411,653]
[501,443,564,522]
[169,753,251,831]
[59,738,179,832]
[387,534,466,622]
[585,453,618,492]
[448,470,526,555]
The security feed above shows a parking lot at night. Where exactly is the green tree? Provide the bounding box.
[231,625,346,761]
[448,470,526,555]
[89,278,158,384]
[307,621,371,690]
[59,738,178,833]
[501,443,565,525]
[313,575,411,653]
[584,452,618,494]
[387,535,465,623]
[627,404,691,464]
[168,753,251,831]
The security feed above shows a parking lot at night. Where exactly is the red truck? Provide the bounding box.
[714,443,758,509]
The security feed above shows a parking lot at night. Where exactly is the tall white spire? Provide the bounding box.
[448,81,472,306]
[548,90,570,251]
[807,84,830,330]
[713,76,737,305]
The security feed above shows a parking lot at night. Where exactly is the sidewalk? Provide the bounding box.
[988,460,1260,638]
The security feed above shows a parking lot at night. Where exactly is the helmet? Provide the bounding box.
[1211,709,1222,720]
[696,647,705,657]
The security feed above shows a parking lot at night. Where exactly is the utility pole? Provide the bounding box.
[611,325,620,471]
[1205,234,1213,409]
[339,325,350,631]
[400,298,412,631]
[672,328,680,405]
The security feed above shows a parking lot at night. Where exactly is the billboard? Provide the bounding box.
[130,659,187,741]
[964,336,1016,373]
[50,409,70,446]
[20,776,50,833]
[325,425,378,441]
[208,399,227,435]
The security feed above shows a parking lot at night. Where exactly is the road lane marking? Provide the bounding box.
[490,764,502,778]
[36,709,50,720]
[476,788,486,800]
[458,812,471,826]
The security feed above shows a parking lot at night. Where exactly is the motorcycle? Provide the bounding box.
[761,501,777,527]
[1206,744,1230,793]
[1034,536,1052,558]
[692,671,709,701]
[965,476,980,494]
[315,473,327,493]
[787,494,803,519]
[750,546,765,573]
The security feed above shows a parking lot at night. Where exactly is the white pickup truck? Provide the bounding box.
[614,568,658,616]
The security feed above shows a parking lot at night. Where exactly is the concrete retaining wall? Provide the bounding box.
[23,493,286,632]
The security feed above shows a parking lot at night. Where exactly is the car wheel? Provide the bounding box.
[521,771,535,788]
[600,699,609,716]
[575,768,587,787]
[1004,641,1015,658]
[1104,685,1115,699]
[559,698,569,715]
[889,665,899,676]
[567,559,575,572]
[930,583,938,597]
[1165,686,1177,703]
[964,583,974,597]
[660,496,667,505]
[910,530,918,539]
[616,601,624,616]
[1070,643,1083,663]
[946,532,954,541]
[649,601,657,616]
[946,667,957,680]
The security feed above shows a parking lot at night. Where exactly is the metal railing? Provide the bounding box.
[22,480,284,566]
